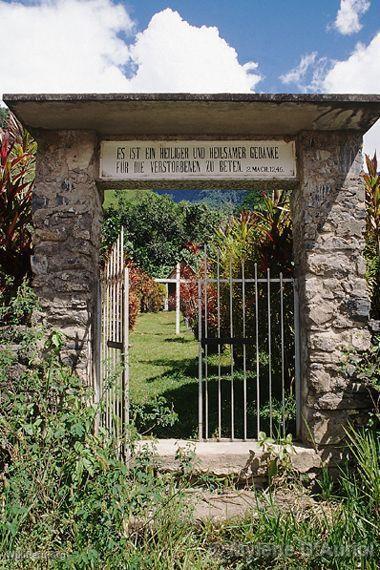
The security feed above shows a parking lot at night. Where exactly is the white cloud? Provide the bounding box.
[0,0,134,93]
[322,33,380,157]
[323,34,380,92]
[333,0,371,36]
[280,33,380,158]
[280,52,329,91]
[280,52,317,85]
[0,2,261,96]
[127,9,261,92]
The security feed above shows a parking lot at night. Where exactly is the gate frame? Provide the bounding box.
[5,92,378,450]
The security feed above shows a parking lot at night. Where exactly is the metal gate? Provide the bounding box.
[97,232,300,445]
[197,250,300,442]
[98,227,129,451]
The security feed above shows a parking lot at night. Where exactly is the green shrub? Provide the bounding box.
[0,324,216,568]
[0,277,38,325]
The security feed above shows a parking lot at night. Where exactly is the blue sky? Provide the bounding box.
[128,0,379,92]
[0,0,379,152]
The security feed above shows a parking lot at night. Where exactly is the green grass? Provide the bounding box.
[129,311,296,439]
[130,311,199,438]
[130,311,198,403]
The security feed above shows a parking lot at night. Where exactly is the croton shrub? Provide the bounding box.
[0,113,35,299]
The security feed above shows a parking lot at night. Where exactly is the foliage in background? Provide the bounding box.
[104,258,166,331]
[363,153,380,319]
[241,187,272,211]
[197,188,247,212]
[0,113,35,302]
[212,189,293,276]
[181,189,293,341]
[0,107,9,128]
[129,262,165,316]
[102,191,226,277]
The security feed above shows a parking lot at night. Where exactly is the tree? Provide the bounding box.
[102,191,226,277]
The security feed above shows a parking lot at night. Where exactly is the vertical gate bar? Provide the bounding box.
[229,257,234,441]
[108,244,112,434]
[175,262,181,335]
[293,279,301,438]
[106,256,110,431]
[203,246,209,440]
[198,280,203,441]
[118,233,123,446]
[242,259,247,441]
[101,273,104,414]
[116,234,121,449]
[109,245,115,435]
[111,241,116,436]
[111,241,116,437]
[267,267,273,438]
[109,244,114,434]
[123,263,130,454]
[255,263,260,437]
[217,250,222,440]
[105,253,109,431]
[115,237,119,447]
[94,279,101,434]
[119,234,123,446]
[124,267,130,426]
[102,259,108,427]
[280,272,285,437]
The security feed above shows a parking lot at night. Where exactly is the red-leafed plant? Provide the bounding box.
[363,153,380,318]
[180,261,219,341]
[0,113,36,295]
[180,193,294,366]
[123,261,165,331]
[130,264,165,315]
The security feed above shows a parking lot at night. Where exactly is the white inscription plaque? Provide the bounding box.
[100,140,296,181]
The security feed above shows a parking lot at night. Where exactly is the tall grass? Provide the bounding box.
[0,284,379,568]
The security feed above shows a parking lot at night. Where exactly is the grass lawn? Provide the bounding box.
[129,311,200,438]
[129,311,296,439]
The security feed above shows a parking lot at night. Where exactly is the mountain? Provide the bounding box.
[103,188,252,211]
[155,189,246,208]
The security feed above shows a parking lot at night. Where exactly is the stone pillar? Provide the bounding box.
[31,130,102,384]
[293,131,371,447]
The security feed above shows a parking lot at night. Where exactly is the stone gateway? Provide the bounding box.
[4,93,380,455]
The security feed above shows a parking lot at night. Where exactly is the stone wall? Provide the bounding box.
[293,131,371,447]
[31,130,102,383]
[29,126,372,449]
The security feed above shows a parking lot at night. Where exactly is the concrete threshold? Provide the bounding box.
[136,438,322,480]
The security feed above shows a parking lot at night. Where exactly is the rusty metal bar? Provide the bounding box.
[255,263,260,437]
[242,259,247,441]
[203,246,209,440]
[217,249,222,440]
[267,267,273,438]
